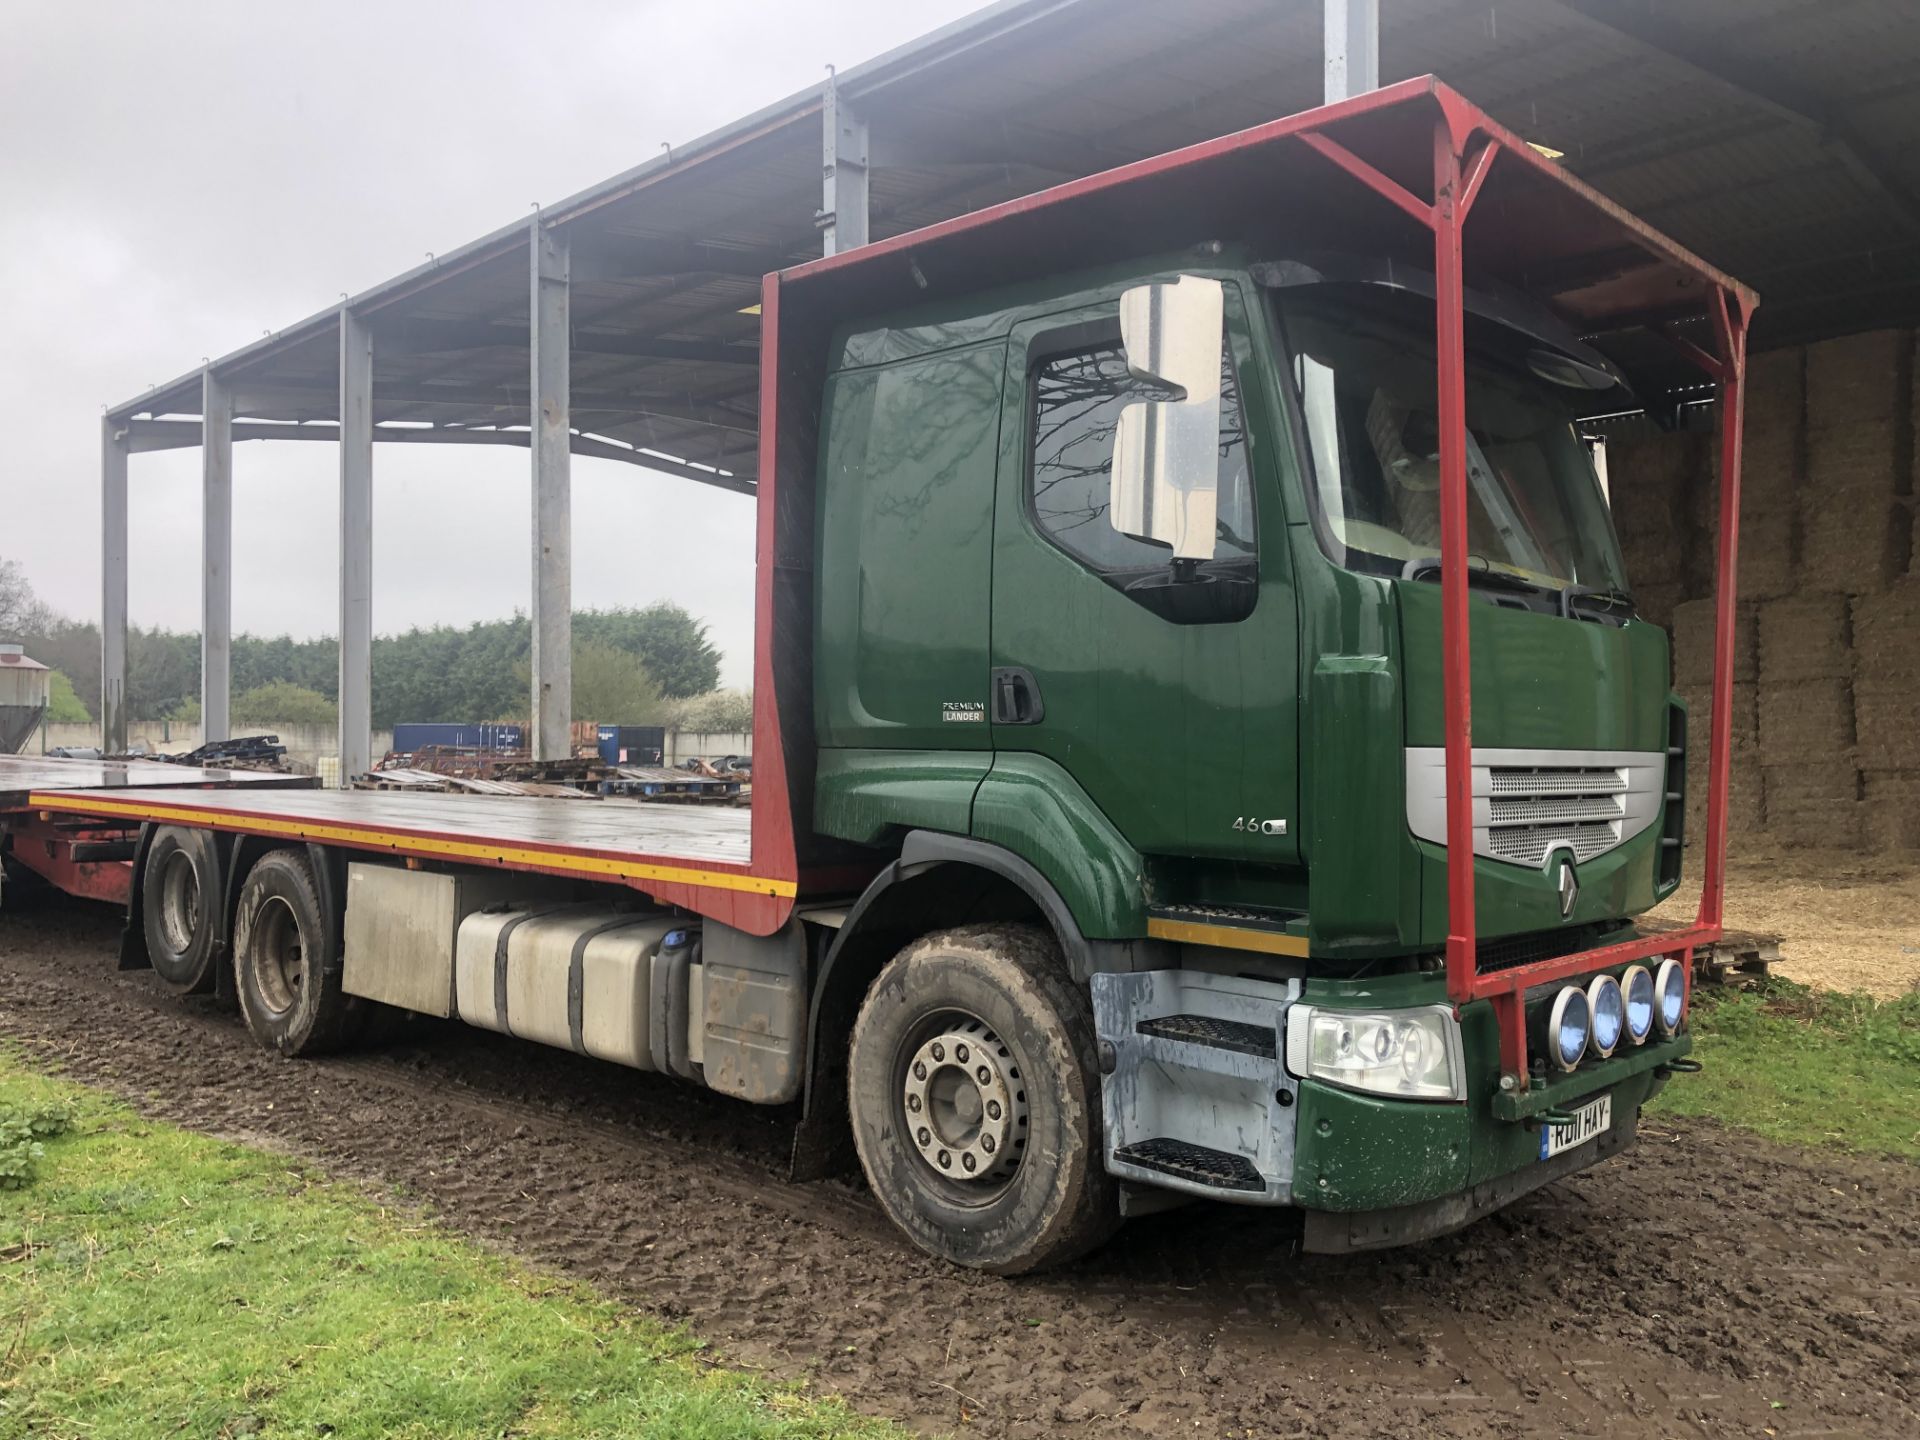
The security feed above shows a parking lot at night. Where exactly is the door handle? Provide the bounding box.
[991,667,1046,725]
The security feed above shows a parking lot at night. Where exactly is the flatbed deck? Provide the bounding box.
[23,783,775,897]
[0,753,318,811]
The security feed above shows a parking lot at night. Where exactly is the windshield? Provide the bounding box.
[1273,284,1629,597]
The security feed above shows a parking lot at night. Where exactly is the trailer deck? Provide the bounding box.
[21,784,774,895]
[0,754,317,811]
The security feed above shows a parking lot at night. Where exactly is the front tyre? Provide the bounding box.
[848,923,1120,1274]
[232,849,357,1056]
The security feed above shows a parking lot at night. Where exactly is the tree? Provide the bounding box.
[565,640,665,724]
[577,603,721,699]
[0,558,55,640]
[673,688,754,733]
[45,672,90,724]
[232,681,337,726]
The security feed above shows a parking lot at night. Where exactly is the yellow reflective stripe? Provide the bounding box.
[1146,917,1310,957]
[26,793,794,898]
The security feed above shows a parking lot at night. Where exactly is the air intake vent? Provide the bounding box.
[1405,747,1666,869]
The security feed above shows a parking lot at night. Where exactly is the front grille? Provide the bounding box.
[1489,768,1627,797]
[1405,747,1666,869]
[1474,921,1617,976]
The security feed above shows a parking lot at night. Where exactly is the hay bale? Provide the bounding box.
[1631,581,1685,630]
[1671,599,1757,686]
[1863,771,1920,850]
[1800,331,1908,594]
[1758,594,1851,683]
[1758,679,1855,756]
[1862,771,1920,848]
[1618,527,1687,591]
[1676,681,1758,752]
[1685,751,1765,842]
[1854,679,1920,770]
[1851,575,1920,663]
[1606,430,1696,543]
[1762,762,1864,847]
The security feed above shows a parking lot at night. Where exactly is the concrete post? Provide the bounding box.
[100,416,129,753]
[530,222,572,761]
[1324,0,1380,103]
[338,309,374,784]
[820,77,869,254]
[201,369,233,743]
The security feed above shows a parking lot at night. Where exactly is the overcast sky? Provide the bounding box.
[0,0,982,689]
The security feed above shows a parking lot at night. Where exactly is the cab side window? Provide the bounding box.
[1029,342,1256,584]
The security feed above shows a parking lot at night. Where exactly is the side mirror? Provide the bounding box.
[1110,275,1225,562]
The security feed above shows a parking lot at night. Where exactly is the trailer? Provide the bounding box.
[11,77,1754,1274]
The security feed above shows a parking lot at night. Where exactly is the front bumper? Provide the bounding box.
[1091,967,1689,1233]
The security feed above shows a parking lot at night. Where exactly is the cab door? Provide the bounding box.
[988,277,1299,865]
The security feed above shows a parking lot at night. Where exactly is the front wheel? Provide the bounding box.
[847,923,1120,1274]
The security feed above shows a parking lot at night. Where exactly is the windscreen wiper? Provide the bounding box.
[1399,554,1554,600]
[1559,585,1636,620]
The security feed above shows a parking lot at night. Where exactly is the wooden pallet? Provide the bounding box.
[1642,920,1779,987]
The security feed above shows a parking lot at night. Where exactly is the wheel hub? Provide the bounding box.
[901,1021,1027,1184]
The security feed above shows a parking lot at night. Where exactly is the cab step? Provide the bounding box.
[1135,1013,1276,1058]
[1112,1138,1265,1193]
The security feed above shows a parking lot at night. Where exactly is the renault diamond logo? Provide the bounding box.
[1557,859,1579,918]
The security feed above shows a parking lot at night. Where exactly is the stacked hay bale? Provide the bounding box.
[1605,426,1702,627]
[1853,576,1920,848]
[1706,347,1804,606]
[1756,592,1859,845]
[1670,596,1762,840]
[1801,331,1909,594]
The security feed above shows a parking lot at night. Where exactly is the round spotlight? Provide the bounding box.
[1621,964,1655,1045]
[1587,973,1626,1058]
[1547,985,1591,1071]
[1653,957,1686,1037]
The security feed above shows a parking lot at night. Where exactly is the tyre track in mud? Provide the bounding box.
[2,894,1915,1439]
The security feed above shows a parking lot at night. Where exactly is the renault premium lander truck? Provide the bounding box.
[5,79,1754,1273]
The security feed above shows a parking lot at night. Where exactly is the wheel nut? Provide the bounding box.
[956,1043,970,1063]
[976,1066,991,1085]
[986,1100,1001,1120]
[981,1134,995,1154]
[906,1094,921,1113]
[913,1061,927,1080]
[962,1153,976,1172]
[931,1042,945,1062]
[917,1127,931,1147]
[937,1149,951,1168]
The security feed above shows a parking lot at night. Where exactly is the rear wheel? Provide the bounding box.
[142,827,221,995]
[232,849,357,1056]
[847,923,1120,1274]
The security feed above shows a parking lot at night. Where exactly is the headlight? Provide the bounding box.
[1547,985,1590,1071]
[1284,1004,1465,1102]
[1654,957,1686,1037]
[1587,974,1625,1058]
[1621,964,1654,1045]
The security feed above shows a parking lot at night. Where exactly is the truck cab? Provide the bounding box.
[767,80,1742,1272]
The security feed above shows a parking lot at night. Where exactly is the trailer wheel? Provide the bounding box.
[142,827,221,995]
[232,849,355,1056]
[847,923,1120,1274]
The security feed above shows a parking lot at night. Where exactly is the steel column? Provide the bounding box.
[99,417,129,753]
[530,223,572,761]
[338,309,374,785]
[819,75,869,254]
[1324,0,1380,103]
[201,369,233,743]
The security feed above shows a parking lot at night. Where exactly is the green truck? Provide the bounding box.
[11,78,1751,1274]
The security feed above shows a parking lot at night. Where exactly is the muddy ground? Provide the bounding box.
[1,894,1914,1440]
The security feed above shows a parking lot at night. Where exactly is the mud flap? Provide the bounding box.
[1091,969,1301,1204]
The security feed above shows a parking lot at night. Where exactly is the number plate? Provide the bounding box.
[1540,1093,1612,1161]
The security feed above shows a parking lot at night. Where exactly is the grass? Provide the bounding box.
[1650,977,1920,1162]
[0,1057,902,1440]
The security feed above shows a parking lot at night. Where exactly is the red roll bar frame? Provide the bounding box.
[774,78,1754,1091]
[1310,94,1752,1089]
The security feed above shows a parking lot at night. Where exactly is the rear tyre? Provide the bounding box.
[848,922,1121,1274]
[232,849,356,1056]
[142,827,221,995]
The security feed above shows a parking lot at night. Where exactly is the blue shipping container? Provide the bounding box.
[392,722,525,753]
[596,724,665,766]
